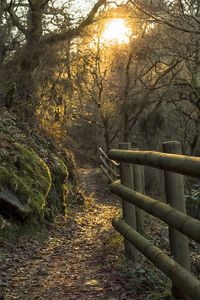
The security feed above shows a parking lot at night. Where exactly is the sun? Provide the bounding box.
[102,19,131,44]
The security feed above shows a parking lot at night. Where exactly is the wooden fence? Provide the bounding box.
[97,147,120,183]
[98,141,200,300]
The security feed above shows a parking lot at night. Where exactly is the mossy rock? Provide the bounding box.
[0,108,77,222]
[0,190,30,220]
[46,154,69,215]
[0,143,51,219]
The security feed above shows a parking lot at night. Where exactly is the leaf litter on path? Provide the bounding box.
[0,163,199,299]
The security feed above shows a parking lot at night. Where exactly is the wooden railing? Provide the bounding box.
[97,147,120,183]
[98,141,200,300]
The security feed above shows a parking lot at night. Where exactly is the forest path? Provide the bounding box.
[0,163,143,300]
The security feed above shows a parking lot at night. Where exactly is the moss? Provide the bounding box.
[47,154,69,215]
[0,143,52,216]
[64,150,78,183]
[51,155,68,181]
[0,107,81,244]
[0,108,80,224]
[62,182,69,216]
[0,217,47,244]
[106,230,123,251]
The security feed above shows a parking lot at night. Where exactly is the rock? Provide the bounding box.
[0,143,52,219]
[0,190,30,220]
[0,107,79,227]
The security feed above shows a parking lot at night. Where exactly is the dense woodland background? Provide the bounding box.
[1,0,200,202]
[0,2,200,298]
[1,0,200,214]
[0,0,200,153]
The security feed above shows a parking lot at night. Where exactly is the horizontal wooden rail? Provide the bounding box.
[100,165,113,183]
[98,147,119,183]
[99,155,119,179]
[110,180,200,243]
[98,147,119,167]
[108,149,200,178]
[112,217,200,300]
[107,141,200,299]
[98,147,109,159]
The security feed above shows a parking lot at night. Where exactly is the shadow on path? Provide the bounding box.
[0,163,145,299]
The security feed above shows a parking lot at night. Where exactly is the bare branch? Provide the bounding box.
[43,0,106,45]
[129,0,200,34]
[6,0,27,36]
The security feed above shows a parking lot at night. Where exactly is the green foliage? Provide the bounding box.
[106,230,123,251]
[115,258,171,298]
[185,179,200,220]
[127,264,170,292]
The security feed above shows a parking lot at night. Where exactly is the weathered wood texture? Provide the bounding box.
[99,147,119,166]
[110,181,200,243]
[112,217,200,300]
[98,147,119,183]
[100,165,113,183]
[99,155,119,179]
[108,141,200,300]
[100,142,200,300]
[108,149,200,178]
[163,141,190,299]
[119,143,138,263]
[132,150,145,235]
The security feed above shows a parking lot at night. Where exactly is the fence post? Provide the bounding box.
[163,141,190,300]
[132,147,145,235]
[119,142,138,263]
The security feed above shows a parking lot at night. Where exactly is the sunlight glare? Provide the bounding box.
[102,19,131,44]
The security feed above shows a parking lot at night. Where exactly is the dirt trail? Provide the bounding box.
[0,164,142,300]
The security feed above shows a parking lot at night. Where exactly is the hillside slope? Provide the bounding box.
[0,107,79,237]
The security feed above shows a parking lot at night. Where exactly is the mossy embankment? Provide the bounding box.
[0,107,80,240]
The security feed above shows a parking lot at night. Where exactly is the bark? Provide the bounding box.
[102,118,110,152]
[122,50,133,142]
[119,142,138,263]
[5,0,106,118]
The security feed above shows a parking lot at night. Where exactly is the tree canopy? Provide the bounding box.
[1,0,200,155]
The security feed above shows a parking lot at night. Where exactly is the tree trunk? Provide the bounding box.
[123,112,130,142]
[13,1,44,120]
[4,0,106,120]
